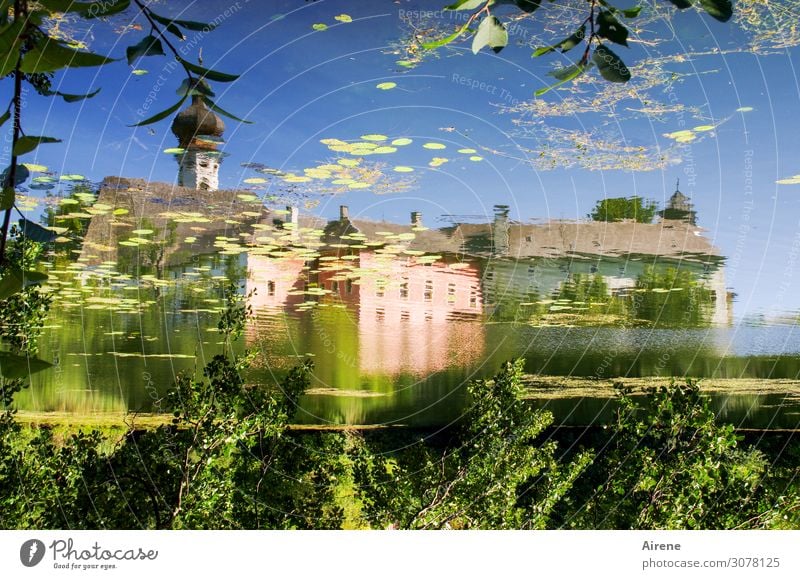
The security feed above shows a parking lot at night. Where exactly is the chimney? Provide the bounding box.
[339,205,349,221]
[411,211,422,228]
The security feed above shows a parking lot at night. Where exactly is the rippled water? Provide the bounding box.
[14,181,800,428]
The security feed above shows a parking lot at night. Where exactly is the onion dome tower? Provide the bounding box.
[171,94,225,191]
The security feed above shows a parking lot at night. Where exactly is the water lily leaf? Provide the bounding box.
[334,14,352,23]
[376,82,397,90]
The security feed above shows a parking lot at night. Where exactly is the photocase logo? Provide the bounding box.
[20,539,46,567]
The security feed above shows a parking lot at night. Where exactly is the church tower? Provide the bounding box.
[171,95,225,191]
[658,179,697,225]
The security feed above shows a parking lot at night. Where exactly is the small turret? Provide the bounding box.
[659,179,697,225]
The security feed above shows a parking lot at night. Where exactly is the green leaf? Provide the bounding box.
[533,24,585,57]
[18,218,57,243]
[1,164,29,189]
[667,0,693,8]
[0,108,9,127]
[176,78,214,97]
[20,39,116,73]
[129,96,187,127]
[43,88,101,102]
[446,0,492,9]
[513,0,541,13]
[163,22,185,41]
[38,0,130,18]
[597,10,629,46]
[203,98,253,124]
[13,136,61,156]
[0,267,47,301]
[593,44,631,83]
[535,62,588,96]
[472,15,508,54]
[149,10,216,32]
[0,187,13,211]
[177,57,239,82]
[421,20,471,49]
[0,19,25,77]
[699,0,732,22]
[0,351,53,379]
[621,6,643,18]
[126,35,165,65]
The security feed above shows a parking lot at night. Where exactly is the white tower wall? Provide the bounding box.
[177,150,220,191]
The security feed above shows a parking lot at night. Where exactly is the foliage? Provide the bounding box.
[0,286,346,529]
[0,0,244,271]
[424,0,732,90]
[559,380,777,529]
[350,359,593,529]
[0,226,51,384]
[588,195,658,223]
[628,265,715,327]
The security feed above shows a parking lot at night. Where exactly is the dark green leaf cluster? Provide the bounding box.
[351,360,593,529]
[557,380,776,529]
[425,0,734,92]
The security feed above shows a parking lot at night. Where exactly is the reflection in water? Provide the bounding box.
[17,178,800,427]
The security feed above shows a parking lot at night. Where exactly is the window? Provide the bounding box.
[376,308,385,321]
[447,282,456,303]
[400,281,409,299]
[331,280,339,293]
[267,281,276,297]
[376,279,386,298]
[424,280,433,302]
[470,292,477,308]
[401,311,410,321]
[346,279,353,294]
[526,236,532,242]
